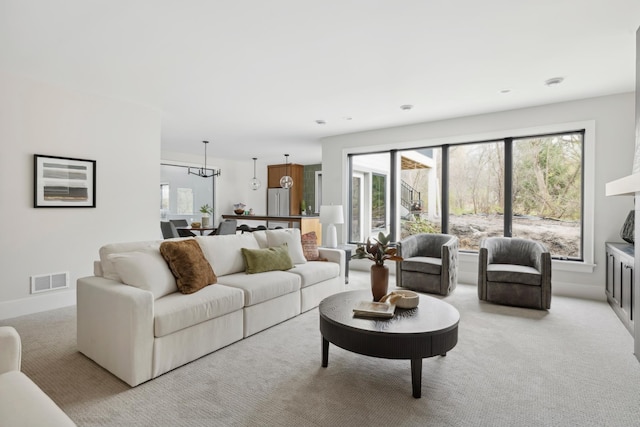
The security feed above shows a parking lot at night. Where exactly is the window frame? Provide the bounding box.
[345,123,593,269]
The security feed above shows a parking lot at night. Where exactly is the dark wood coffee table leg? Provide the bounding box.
[322,337,329,367]
[411,358,422,398]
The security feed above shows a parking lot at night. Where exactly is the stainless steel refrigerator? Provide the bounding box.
[267,188,290,228]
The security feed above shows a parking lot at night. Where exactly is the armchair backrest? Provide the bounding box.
[399,233,457,258]
[482,237,547,269]
[216,219,238,235]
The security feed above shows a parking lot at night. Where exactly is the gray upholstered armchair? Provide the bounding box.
[478,237,552,310]
[396,233,459,296]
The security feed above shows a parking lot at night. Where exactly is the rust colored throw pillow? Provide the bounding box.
[159,239,217,294]
[301,231,321,261]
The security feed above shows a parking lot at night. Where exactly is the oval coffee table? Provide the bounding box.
[319,289,459,398]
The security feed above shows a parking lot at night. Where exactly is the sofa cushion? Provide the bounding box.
[160,239,217,294]
[289,261,340,288]
[402,256,442,275]
[217,271,301,306]
[196,234,260,276]
[251,230,268,248]
[99,240,163,281]
[108,250,178,299]
[487,264,541,286]
[266,229,307,264]
[153,284,244,337]
[241,244,294,274]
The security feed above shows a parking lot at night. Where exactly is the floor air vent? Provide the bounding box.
[31,272,69,294]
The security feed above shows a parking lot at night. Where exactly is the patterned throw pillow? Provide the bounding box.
[160,239,217,294]
[301,231,321,261]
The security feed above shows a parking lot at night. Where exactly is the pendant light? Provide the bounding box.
[249,157,261,190]
[280,154,293,189]
[188,141,221,178]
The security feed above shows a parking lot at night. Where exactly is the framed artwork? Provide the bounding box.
[34,154,96,208]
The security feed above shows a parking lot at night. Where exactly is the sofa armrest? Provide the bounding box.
[76,276,155,387]
[0,326,21,374]
[318,248,346,283]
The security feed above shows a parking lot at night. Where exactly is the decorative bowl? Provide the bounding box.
[394,290,419,309]
[234,209,245,215]
[190,222,201,228]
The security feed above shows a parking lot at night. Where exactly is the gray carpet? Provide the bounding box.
[3,271,640,426]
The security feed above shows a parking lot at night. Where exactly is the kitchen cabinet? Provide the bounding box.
[267,163,304,215]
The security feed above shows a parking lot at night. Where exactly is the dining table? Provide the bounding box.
[176,226,216,236]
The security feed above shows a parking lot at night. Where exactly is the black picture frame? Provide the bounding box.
[34,154,96,208]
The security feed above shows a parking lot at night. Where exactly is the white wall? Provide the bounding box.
[0,72,161,319]
[322,93,636,300]
[161,152,268,226]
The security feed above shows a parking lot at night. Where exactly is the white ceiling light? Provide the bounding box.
[316,119,326,125]
[400,104,413,111]
[545,77,565,87]
[249,157,261,191]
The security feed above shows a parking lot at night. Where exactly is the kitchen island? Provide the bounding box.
[221,214,322,244]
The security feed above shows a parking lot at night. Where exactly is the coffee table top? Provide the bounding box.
[320,289,459,335]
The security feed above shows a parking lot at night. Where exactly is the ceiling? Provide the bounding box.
[2,1,639,164]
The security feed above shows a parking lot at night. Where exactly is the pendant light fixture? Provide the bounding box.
[188,140,221,178]
[249,157,261,190]
[280,154,293,189]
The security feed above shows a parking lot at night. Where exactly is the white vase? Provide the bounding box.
[201,215,210,227]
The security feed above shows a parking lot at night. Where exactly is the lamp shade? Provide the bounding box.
[319,205,344,225]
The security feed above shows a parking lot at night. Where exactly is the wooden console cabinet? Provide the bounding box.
[606,242,634,335]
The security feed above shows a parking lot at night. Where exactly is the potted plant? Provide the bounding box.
[200,204,213,227]
[352,232,403,301]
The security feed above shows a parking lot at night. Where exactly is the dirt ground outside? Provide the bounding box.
[404,213,582,258]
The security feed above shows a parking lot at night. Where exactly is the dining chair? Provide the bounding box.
[215,219,238,235]
[160,221,179,239]
[170,219,196,237]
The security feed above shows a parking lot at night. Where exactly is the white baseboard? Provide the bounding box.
[0,289,76,321]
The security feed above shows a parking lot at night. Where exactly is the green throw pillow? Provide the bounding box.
[241,244,294,274]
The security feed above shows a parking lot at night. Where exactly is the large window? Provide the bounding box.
[347,130,584,260]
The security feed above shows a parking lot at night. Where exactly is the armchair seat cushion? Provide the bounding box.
[153,284,244,337]
[402,256,442,275]
[487,264,541,286]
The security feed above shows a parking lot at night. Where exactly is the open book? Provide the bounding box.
[352,301,396,318]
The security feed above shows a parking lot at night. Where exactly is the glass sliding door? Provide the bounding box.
[348,153,390,243]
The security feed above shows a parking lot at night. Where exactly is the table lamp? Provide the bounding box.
[320,205,344,248]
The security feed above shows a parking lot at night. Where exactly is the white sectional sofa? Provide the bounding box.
[0,326,76,426]
[77,229,344,387]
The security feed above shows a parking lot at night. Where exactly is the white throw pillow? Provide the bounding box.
[196,233,260,276]
[252,230,268,248]
[99,240,162,281]
[266,229,307,265]
[108,250,178,299]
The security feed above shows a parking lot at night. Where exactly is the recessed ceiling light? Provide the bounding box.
[315,119,326,125]
[499,89,511,94]
[344,117,352,121]
[400,104,413,111]
[544,77,564,87]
